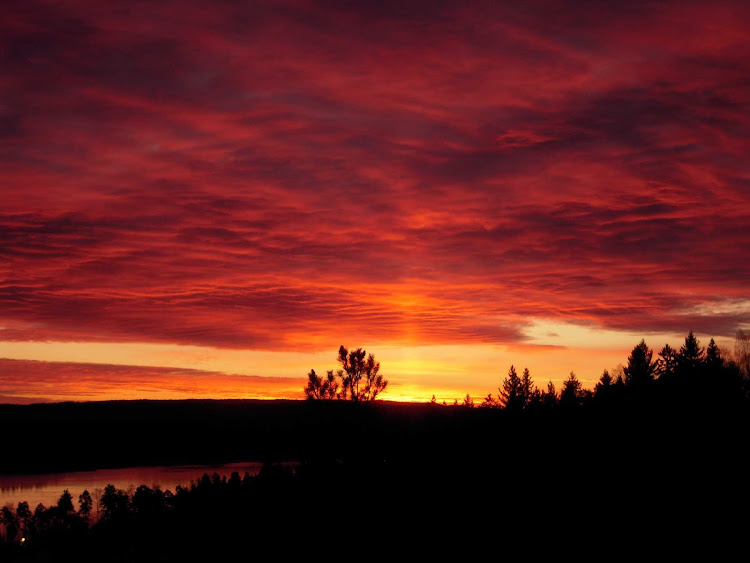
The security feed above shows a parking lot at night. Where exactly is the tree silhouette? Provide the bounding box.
[521,368,539,407]
[656,344,678,380]
[678,330,704,375]
[304,369,339,400]
[496,365,539,410]
[336,345,388,401]
[462,393,474,408]
[32,504,46,539]
[706,338,723,369]
[132,485,167,518]
[78,490,93,519]
[57,490,74,514]
[1,506,19,543]
[624,340,656,387]
[594,369,613,398]
[16,502,31,540]
[304,346,388,401]
[541,381,558,408]
[480,393,498,408]
[100,484,130,520]
[499,365,524,411]
[560,372,586,408]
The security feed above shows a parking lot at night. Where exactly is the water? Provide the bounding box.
[0,462,265,511]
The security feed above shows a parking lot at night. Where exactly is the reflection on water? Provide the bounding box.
[0,462,265,510]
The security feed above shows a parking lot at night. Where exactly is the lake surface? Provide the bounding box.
[0,462,265,511]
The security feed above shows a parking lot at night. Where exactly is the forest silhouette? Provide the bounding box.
[2,330,750,559]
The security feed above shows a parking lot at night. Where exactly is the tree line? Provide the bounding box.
[0,467,300,558]
[466,330,749,410]
[464,331,750,412]
[0,472,256,546]
[307,331,750,409]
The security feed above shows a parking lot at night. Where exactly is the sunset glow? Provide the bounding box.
[1,1,749,403]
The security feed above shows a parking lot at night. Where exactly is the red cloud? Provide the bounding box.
[1,0,749,359]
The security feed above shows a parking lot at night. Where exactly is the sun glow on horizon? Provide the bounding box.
[2,320,721,404]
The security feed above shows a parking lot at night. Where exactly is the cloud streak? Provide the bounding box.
[0,358,303,403]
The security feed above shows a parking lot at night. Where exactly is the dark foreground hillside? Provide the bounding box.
[2,395,750,559]
[2,393,748,475]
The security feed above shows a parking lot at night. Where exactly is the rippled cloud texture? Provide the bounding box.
[1,1,749,401]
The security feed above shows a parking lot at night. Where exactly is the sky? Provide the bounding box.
[1,0,749,403]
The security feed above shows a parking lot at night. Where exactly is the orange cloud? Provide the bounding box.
[0,358,304,403]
